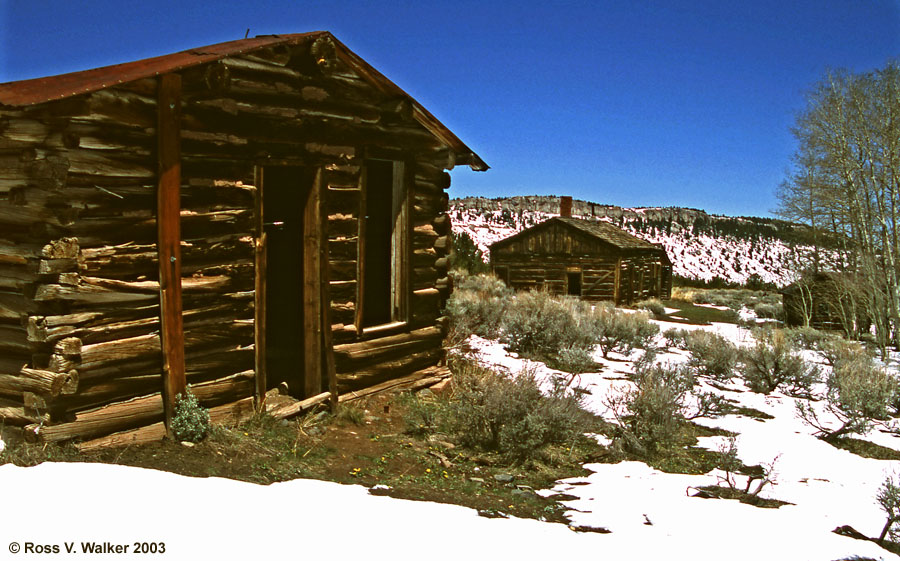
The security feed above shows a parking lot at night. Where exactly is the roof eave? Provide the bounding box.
[0,32,488,171]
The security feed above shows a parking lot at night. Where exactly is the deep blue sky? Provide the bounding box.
[2,1,899,217]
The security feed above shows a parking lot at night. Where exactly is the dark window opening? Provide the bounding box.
[567,271,582,296]
[495,266,509,285]
[362,159,407,328]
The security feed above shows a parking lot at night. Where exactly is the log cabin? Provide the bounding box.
[490,199,671,304]
[0,32,486,447]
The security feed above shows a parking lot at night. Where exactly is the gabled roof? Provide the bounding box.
[555,217,663,251]
[491,216,670,259]
[0,32,487,171]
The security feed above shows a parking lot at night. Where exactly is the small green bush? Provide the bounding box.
[685,330,739,382]
[443,359,591,463]
[449,230,490,274]
[797,354,898,441]
[606,363,688,455]
[740,329,820,396]
[171,388,210,443]
[591,305,660,359]
[636,298,666,317]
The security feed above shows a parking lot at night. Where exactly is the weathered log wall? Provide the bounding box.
[0,38,456,439]
[494,254,671,304]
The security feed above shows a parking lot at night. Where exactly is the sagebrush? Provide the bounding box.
[440,359,594,463]
[591,304,660,359]
[685,330,739,382]
[445,272,512,345]
[740,329,820,397]
[796,354,897,441]
[636,298,666,317]
[605,361,724,456]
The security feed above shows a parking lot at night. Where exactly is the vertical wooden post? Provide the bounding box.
[303,169,323,397]
[614,258,622,305]
[157,73,186,436]
[254,166,267,409]
[355,165,367,333]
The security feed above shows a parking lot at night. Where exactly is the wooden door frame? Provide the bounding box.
[254,165,325,405]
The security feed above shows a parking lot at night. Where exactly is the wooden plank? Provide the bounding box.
[394,160,411,321]
[355,164,367,333]
[253,166,267,410]
[303,168,322,397]
[338,365,450,402]
[267,391,331,420]
[614,257,622,304]
[157,72,186,437]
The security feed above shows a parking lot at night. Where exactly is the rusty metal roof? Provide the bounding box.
[0,32,487,171]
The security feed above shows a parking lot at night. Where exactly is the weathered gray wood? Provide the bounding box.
[24,371,254,443]
[0,368,78,398]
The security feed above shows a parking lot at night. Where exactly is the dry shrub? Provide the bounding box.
[445,272,512,345]
[636,298,666,317]
[443,359,592,463]
[663,327,691,349]
[818,336,872,367]
[740,329,820,396]
[685,330,739,382]
[591,305,660,359]
[796,354,898,441]
[501,291,592,357]
[753,302,782,320]
[606,361,725,457]
[783,326,831,350]
[670,286,698,302]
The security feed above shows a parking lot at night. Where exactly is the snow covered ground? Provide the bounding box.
[465,319,900,561]
[3,320,899,560]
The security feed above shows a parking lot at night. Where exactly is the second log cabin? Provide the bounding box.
[490,200,671,304]
[0,32,486,446]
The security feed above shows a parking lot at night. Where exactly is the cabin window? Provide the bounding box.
[567,271,582,296]
[495,266,509,285]
[361,159,408,328]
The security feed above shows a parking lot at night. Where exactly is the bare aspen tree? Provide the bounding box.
[777,63,900,349]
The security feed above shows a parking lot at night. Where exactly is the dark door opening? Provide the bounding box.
[263,166,315,395]
[567,271,582,296]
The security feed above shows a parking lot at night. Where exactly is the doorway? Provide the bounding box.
[567,271,582,297]
[261,166,320,398]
